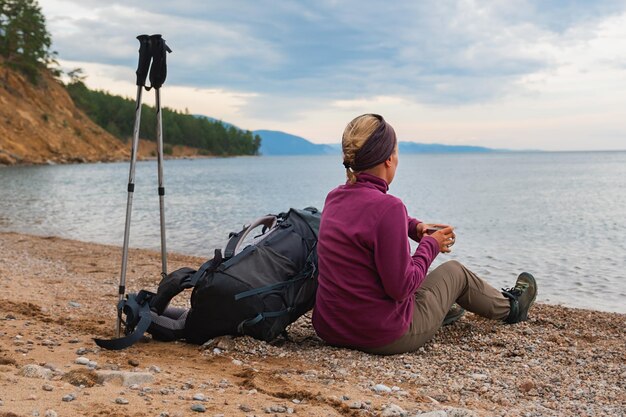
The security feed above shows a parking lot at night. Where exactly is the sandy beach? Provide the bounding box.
[0,231,624,417]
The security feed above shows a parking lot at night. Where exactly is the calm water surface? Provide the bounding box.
[1,152,625,313]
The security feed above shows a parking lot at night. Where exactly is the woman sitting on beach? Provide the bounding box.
[311,114,537,355]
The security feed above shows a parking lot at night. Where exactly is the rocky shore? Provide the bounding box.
[0,232,624,417]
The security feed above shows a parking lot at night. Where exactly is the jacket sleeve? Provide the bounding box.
[408,217,422,242]
[373,200,440,301]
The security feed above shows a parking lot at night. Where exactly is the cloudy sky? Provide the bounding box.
[39,0,626,150]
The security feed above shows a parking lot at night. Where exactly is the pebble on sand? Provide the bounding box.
[349,401,362,409]
[191,404,206,412]
[74,357,90,365]
[96,370,154,386]
[381,403,405,417]
[417,411,447,417]
[20,364,52,380]
[239,404,253,412]
[373,384,392,393]
[61,393,76,402]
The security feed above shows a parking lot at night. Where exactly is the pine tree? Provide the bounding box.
[0,0,53,84]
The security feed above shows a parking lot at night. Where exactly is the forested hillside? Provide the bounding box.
[66,82,261,156]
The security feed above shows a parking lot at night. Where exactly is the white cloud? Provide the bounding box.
[58,60,259,127]
[332,96,410,110]
[40,0,626,150]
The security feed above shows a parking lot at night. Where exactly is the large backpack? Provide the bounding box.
[95,207,321,350]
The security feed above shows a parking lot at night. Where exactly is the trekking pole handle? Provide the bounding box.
[148,34,172,90]
[135,34,151,87]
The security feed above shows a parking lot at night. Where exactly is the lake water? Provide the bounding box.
[1,152,625,314]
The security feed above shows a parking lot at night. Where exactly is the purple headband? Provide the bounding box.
[343,114,397,172]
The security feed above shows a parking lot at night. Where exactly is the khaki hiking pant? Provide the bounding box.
[363,260,511,355]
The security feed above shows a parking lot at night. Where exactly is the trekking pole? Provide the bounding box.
[148,34,172,278]
[116,34,152,337]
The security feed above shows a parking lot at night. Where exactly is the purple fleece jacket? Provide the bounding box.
[312,173,440,348]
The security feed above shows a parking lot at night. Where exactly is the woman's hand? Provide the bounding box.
[416,222,429,239]
[426,225,456,253]
[416,223,450,239]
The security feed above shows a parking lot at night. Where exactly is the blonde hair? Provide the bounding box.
[342,114,381,184]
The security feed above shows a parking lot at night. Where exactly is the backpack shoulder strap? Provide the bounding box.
[189,249,223,287]
[149,267,196,315]
[94,304,151,350]
[94,291,154,350]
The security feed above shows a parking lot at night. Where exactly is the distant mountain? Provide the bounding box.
[253,131,498,155]
[263,140,498,155]
[254,130,336,155]
[398,142,496,153]
[193,114,500,155]
[325,142,496,154]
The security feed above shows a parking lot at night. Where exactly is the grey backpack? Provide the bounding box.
[95,207,320,350]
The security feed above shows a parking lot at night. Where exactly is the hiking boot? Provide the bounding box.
[442,303,465,326]
[502,272,537,324]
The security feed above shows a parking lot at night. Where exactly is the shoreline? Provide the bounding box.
[0,138,259,168]
[1,229,623,316]
[0,231,624,416]
[0,153,252,168]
